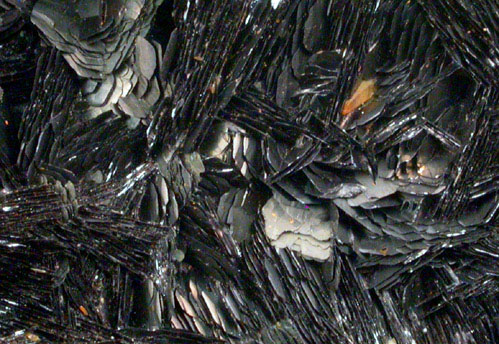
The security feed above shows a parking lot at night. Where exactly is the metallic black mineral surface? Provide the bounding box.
[0,0,498,343]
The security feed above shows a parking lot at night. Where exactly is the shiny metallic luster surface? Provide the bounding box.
[0,0,497,343]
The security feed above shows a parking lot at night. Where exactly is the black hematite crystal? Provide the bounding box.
[0,1,497,343]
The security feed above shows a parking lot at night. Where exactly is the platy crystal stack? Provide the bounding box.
[0,1,497,343]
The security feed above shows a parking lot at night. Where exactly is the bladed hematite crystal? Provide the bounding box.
[0,0,497,343]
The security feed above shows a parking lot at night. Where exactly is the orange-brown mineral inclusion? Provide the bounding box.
[342,79,376,115]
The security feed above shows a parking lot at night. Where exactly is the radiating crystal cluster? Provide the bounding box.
[0,1,497,343]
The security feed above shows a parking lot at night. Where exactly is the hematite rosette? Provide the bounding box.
[0,1,497,343]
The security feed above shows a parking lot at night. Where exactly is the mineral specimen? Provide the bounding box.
[0,1,497,343]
